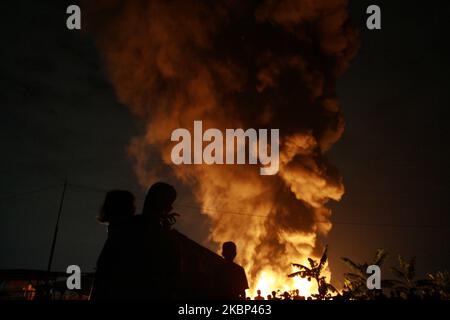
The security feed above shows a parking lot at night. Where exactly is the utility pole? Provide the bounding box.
[47,178,68,272]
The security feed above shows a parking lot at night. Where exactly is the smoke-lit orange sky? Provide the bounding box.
[1,0,450,290]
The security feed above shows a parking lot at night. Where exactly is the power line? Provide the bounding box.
[67,182,145,200]
[68,183,108,193]
[2,181,450,229]
[177,203,450,229]
[324,221,450,229]
[176,203,269,218]
[0,184,63,201]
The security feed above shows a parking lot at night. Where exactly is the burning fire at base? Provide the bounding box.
[252,265,320,298]
[86,0,358,298]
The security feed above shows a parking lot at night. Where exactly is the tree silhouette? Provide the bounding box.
[426,271,450,300]
[341,248,394,300]
[390,255,429,299]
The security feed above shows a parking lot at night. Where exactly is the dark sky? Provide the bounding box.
[1,0,449,288]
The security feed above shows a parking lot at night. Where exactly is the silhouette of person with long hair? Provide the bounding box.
[90,190,136,300]
[132,182,181,299]
[217,241,249,300]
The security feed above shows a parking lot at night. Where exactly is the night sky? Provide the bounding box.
[1,0,449,288]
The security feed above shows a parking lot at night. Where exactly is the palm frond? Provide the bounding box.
[381,279,397,288]
[288,271,304,278]
[292,263,311,272]
[391,267,406,281]
[407,256,416,280]
[373,248,388,266]
[318,246,328,271]
[343,272,365,282]
[415,279,433,288]
[308,257,317,269]
[341,257,363,274]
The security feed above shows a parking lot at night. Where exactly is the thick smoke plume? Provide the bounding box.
[86,0,358,294]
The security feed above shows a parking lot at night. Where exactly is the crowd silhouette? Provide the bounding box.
[90,182,250,300]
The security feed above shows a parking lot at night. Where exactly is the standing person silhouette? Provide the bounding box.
[131,182,181,299]
[90,190,136,300]
[254,289,264,300]
[217,241,249,300]
[271,290,279,300]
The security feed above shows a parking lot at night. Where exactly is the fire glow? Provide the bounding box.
[252,266,320,298]
[86,0,358,298]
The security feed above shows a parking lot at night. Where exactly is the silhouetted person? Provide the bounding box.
[271,291,279,300]
[254,289,264,300]
[293,289,302,300]
[217,241,249,299]
[282,291,291,300]
[90,190,136,300]
[97,190,136,226]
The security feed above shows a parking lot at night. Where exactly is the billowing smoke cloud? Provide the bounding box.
[85,0,358,294]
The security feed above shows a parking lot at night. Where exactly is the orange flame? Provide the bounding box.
[86,0,358,298]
